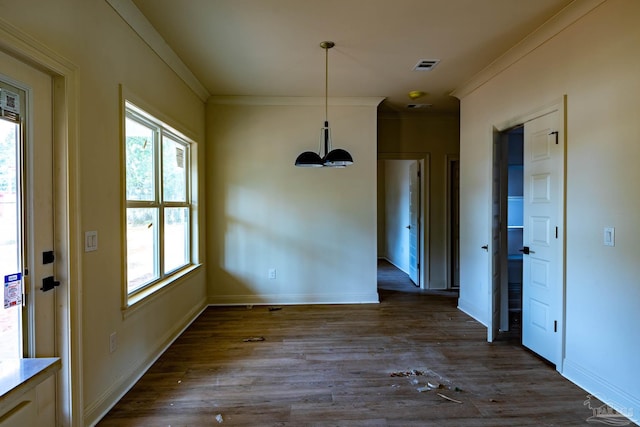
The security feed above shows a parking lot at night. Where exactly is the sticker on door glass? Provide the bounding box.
[4,273,22,309]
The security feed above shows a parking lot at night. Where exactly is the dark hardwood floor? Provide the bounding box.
[98,261,634,426]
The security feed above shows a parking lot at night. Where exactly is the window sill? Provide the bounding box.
[122,263,202,319]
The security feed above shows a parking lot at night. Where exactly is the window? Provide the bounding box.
[124,101,193,297]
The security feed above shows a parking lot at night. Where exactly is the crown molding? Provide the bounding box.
[451,0,606,100]
[106,0,210,102]
[208,96,385,107]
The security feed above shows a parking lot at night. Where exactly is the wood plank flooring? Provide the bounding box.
[98,261,635,426]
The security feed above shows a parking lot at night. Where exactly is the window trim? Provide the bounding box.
[121,95,198,309]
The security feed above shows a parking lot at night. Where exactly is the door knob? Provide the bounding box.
[519,246,535,255]
[481,245,488,251]
[406,225,411,229]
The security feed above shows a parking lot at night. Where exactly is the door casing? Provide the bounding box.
[0,19,82,426]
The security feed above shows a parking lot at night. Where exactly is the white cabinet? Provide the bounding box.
[0,358,60,427]
[0,389,37,427]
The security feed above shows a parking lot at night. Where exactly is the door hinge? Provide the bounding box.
[554,320,558,333]
[549,131,559,145]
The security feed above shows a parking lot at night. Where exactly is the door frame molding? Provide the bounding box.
[378,152,430,289]
[489,96,567,371]
[445,154,460,290]
[0,18,82,425]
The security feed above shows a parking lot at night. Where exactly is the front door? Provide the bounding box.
[521,107,564,366]
[0,49,57,423]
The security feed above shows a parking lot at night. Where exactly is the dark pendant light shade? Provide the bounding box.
[324,148,354,167]
[294,41,354,168]
[295,151,324,167]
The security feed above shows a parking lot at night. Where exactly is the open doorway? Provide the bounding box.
[447,157,460,289]
[489,125,524,341]
[377,156,427,289]
[505,127,524,337]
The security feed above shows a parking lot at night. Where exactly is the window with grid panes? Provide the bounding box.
[124,101,192,296]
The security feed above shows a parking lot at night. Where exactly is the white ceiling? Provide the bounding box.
[130,0,574,114]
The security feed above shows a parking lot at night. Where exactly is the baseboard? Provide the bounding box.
[457,298,487,327]
[207,292,380,306]
[562,358,638,425]
[84,300,208,426]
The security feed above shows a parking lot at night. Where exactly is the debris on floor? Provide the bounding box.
[215,413,224,423]
[390,369,425,377]
[391,368,465,398]
[437,393,463,404]
[268,306,282,312]
[242,336,265,342]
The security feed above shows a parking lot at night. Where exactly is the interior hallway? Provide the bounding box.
[97,261,633,426]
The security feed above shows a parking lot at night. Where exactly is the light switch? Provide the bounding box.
[603,227,615,247]
[85,231,98,252]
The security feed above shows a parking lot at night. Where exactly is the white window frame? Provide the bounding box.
[122,100,197,308]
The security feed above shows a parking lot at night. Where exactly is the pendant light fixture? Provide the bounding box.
[295,41,354,168]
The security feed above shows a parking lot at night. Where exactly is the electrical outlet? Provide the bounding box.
[268,268,277,280]
[109,332,117,353]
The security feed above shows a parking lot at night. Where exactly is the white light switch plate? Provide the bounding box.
[85,230,98,252]
[604,227,615,247]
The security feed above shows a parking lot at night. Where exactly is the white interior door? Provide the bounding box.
[1,50,57,424]
[408,161,420,286]
[522,107,564,366]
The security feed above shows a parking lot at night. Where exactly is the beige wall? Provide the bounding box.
[457,0,639,419]
[378,113,460,289]
[0,1,207,424]
[206,98,380,305]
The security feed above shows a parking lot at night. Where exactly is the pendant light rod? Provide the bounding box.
[321,41,334,158]
[320,41,334,122]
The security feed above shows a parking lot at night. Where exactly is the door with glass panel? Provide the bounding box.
[0,50,57,424]
[0,80,26,358]
[0,75,55,358]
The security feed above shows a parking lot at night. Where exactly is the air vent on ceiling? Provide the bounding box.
[407,103,432,109]
[413,59,440,71]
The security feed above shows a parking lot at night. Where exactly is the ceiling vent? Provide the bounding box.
[407,103,432,109]
[413,59,440,71]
